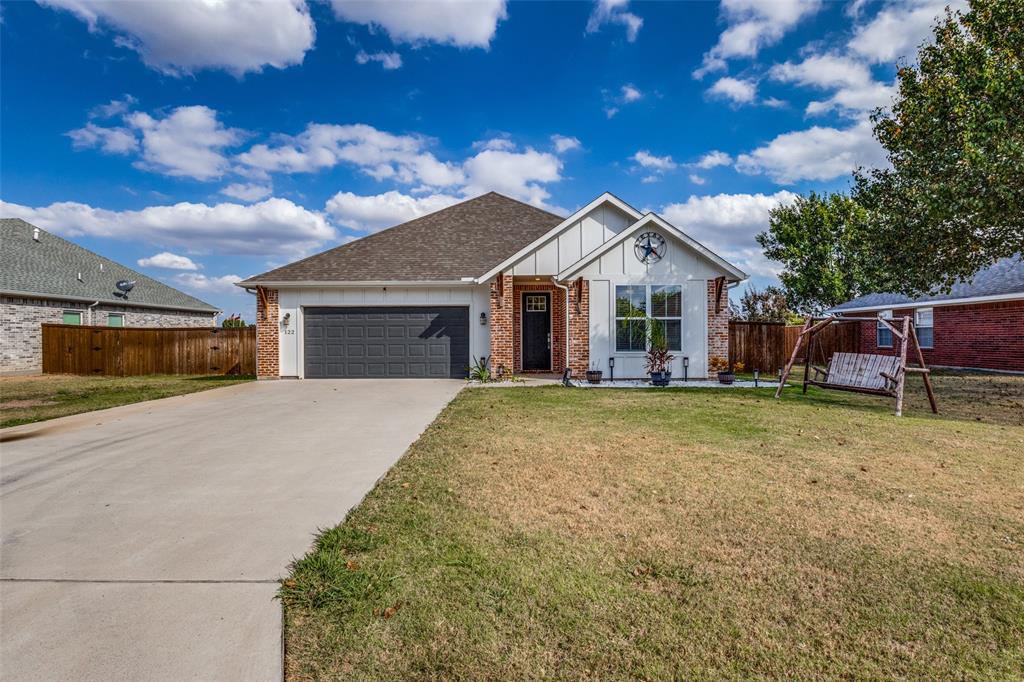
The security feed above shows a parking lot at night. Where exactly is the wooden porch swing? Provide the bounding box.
[775,315,938,417]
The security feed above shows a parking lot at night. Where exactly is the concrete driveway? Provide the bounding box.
[0,379,462,681]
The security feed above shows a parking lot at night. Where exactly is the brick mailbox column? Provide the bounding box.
[707,280,729,378]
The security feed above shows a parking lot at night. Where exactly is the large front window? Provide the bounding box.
[615,285,682,352]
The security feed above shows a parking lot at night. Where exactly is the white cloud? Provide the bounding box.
[90,95,137,119]
[694,150,733,169]
[849,0,966,64]
[694,0,822,78]
[39,0,315,76]
[69,104,246,181]
[236,123,464,187]
[688,174,706,185]
[603,84,643,118]
[330,0,507,48]
[462,148,563,209]
[707,76,758,104]
[472,137,516,152]
[0,197,334,258]
[325,190,461,232]
[551,135,582,154]
[641,175,660,184]
[355,50,402,69]
[660,190,799,276]
[770,53,895,116]
[632,150,677,172]
[220,183,273,202]
[585,0,643,42]
[173,273,244,295]
[621,84,643,102]
[762,96,788,108]
[735,120,886,184]
[66,123,139,155]
[137,252,200,270]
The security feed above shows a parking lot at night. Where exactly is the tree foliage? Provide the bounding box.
[730,285,801,324]
[854,0,1024,294]
[756,192,878,314]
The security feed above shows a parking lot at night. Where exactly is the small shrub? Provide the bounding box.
[467,356,491,382]
[732,360,746,374]
[709,356,729,373]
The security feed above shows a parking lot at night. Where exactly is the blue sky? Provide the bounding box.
[1,0,959,319]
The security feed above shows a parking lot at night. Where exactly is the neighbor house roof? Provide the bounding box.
[0,218,219,313]
[829,256,1024,313]
[239,192,565,285]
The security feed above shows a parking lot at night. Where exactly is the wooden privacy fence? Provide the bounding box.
[784,320,861,365]
[729,321,788,373]
[41,324,256,376]
[729,320,862,373]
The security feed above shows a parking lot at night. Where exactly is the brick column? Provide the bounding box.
[567,279,590,376]
[489,273,514,376]
[707,280,729,378]
[256,287,279,379]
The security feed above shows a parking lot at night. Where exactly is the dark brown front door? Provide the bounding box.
[522,293,551,370]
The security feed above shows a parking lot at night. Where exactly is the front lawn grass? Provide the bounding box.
[283,372,1024,680]
[0,374,253,428]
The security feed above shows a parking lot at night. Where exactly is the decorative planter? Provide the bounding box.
[649,371,672,387]
[717,371,735,385]
[585,370,603,384]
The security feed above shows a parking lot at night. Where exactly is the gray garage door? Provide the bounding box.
[304,306,470,379]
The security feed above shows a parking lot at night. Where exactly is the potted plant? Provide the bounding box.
[645,320,674,386]
[710,356,734,384]
[585,361,603,384]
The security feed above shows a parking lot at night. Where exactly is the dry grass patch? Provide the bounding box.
[283,372,1024,680]
[0,374,253,428]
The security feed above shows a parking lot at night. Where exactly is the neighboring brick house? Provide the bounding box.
[1,218,219,374]
[238,192,746,380]
[829,257,1024,373]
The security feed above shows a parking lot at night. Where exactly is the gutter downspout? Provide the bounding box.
[550,277,570,377]
[87,300,100,325]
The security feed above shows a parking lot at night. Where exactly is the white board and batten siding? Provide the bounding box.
[582,235,733,380]
[511,204,634,276]
[276,285,491,377]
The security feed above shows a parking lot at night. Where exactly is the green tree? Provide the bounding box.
[222,314,247,328]
[730,285,801,324]
[854,0,1024,294]
[756,192,878,314]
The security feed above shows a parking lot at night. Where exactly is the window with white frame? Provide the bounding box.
[876,309,893,347]
[615,285,682,352]
[915,308,933,348]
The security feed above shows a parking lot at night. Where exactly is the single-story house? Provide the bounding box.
[829,256,1024,373]
[238,191,747,380]
[1,218,219,374]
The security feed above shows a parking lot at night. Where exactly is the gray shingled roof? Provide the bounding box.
[829,256,1024,312]
[240,192,565,284]
[1,218,219,313]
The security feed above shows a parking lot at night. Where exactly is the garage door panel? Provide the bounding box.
[304,306,469,379]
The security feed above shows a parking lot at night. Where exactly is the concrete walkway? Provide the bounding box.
[0,379,462,681]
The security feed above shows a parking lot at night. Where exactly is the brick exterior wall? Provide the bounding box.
[489,273,515,376]
[707,280,729,378]
[0,295,215,374]
[489,275,590,377]
[255,287,280,379]
[857,300,1024,372]
[567,279,590,377]
[512,282,566,372]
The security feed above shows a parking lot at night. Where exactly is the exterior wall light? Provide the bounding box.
[281,312,291,326]
[480,312,487,325]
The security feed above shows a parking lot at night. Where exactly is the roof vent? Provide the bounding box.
[32,227,40,241]
[77,272,83,282]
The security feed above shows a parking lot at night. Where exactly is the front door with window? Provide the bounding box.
[522,293,551,370]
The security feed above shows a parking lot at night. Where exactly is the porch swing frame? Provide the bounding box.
[774,315,938,417]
